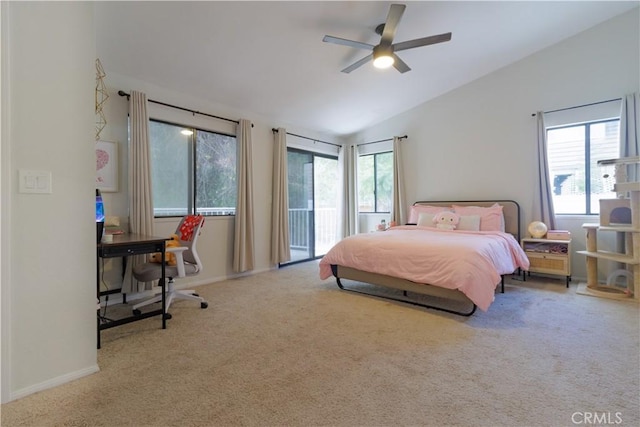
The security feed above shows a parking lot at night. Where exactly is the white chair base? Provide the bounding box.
[132,279,208,315]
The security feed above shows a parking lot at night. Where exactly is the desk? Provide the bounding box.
[97,233,168,349]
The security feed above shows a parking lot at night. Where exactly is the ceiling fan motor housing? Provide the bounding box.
[373,44,393,57]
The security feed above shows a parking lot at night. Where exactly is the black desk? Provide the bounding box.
[97,233,168,349]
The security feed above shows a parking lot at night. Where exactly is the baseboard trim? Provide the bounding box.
[9,364,100,403]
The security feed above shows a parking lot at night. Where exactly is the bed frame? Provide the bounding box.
[330,200,522,316]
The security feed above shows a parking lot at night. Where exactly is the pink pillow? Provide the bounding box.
[452,204,504,232]
[408,205,451,224]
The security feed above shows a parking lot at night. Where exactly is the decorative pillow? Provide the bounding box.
[417,212,436,228]
[408,205,451,224]
[452,204,504,232]
[456,215,481,231]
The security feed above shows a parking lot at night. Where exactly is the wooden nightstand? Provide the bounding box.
[521,238,572,287]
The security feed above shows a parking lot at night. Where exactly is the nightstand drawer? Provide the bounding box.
[527,253,568,273]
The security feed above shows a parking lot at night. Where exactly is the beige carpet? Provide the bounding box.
[2,262,639,427]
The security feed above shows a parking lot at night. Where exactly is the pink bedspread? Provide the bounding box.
[319,226,530,311]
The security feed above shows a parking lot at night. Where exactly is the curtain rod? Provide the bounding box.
[118,90,253,127]
[357,135,408,146]
[531,97,622,117]
[271,128,342,148]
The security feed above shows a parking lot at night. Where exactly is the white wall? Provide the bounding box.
[1,2,98,403]
[349,8,640,281]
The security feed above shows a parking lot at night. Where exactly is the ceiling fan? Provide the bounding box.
[322,3,452,74]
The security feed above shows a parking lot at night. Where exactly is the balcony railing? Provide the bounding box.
[289,207,337,256]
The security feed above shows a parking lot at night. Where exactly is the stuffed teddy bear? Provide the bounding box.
[433,211,460,231]
[149,234,181,266]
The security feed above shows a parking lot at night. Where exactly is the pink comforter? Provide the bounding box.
[319,226,530,311]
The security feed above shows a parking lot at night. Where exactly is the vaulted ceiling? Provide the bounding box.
[95,1,638,136]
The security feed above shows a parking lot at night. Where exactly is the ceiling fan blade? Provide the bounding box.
[392,54,411,73]
[393,32,452,52]
[323,35,374,51]
[380,4,406,46]
[341,54,374,73]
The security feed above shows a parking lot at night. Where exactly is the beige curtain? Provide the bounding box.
[620,92,639,184]
[125,90,155,292]
[233,119,255,272]
[391,137,406,225]
[338,144,359,237]
[271,128,291,264]
[534,112,556,230]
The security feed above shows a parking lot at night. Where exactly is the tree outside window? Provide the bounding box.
[358,151,393,213]
[149,119,237,217]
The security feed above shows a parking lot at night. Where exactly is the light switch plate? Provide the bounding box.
[18,170,52,194]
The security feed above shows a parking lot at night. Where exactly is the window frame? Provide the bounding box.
[546,118,620,216]
[358,150,393,214]
[149,118,237,218]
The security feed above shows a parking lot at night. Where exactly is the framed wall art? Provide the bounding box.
[96,140,118,192]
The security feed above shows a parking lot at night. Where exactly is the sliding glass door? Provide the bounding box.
[285,148,338,264]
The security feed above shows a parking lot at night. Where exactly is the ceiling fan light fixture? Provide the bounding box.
[372,45,394,69]
[373,53,394,69]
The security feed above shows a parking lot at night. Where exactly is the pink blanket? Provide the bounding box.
[319,226,530,311]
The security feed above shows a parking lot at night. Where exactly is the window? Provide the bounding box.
[149,119,237,217]
[547,119,619,215]
[358,151,392,213]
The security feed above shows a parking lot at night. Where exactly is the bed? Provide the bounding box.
[319,200,530,316]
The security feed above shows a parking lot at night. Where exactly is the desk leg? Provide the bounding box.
[161,245,167,328]
[96,251,101,349]
[97,310,101,349]
[121,257,127,304]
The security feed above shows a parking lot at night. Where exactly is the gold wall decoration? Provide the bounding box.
[95,58,108,140]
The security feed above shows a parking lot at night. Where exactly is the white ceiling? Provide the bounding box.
[95,1,638,137]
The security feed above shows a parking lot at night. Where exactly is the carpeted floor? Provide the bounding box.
[2,261,639,427]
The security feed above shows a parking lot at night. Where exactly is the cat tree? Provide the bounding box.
[578,156,639,299]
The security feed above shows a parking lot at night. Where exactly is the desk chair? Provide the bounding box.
[132,215,208,317]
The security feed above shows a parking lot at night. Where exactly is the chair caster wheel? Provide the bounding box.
[163,313,172,320]
[192,293,199,297]
[133,309,142,316]
[201,302,208,309]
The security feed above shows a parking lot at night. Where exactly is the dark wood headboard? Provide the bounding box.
[413,200,521,241]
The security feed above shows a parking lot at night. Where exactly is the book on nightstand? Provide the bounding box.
[546,230,571,240]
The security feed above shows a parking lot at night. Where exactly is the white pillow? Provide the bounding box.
[457,215,481,231]
[417,212,436,228]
